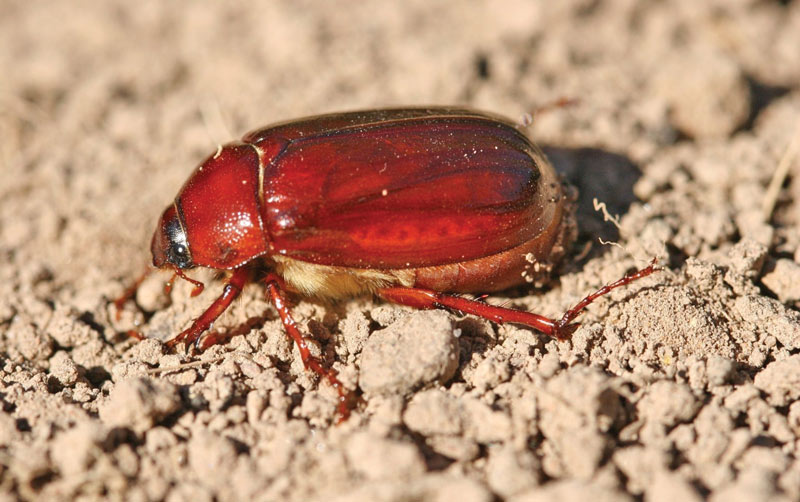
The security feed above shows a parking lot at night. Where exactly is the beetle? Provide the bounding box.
[129,107,658,417]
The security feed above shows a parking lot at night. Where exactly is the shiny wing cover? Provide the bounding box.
[248,109,561,269]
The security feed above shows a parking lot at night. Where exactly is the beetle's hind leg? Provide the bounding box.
[264,274,354,421]
[376,259,659,340]
[376,287,561,337]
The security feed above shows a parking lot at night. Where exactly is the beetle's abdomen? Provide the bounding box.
[254,111,564,270]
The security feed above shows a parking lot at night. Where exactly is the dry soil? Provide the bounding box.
[1,1,800,501]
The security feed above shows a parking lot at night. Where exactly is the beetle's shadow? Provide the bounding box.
[543,146,642,247]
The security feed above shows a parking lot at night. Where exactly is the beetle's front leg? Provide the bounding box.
[165,266,250,350]
[264,274,353,420]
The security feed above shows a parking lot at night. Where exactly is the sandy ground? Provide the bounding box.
[1,1,800,501]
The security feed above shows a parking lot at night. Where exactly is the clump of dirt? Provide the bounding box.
[1,1,800,501]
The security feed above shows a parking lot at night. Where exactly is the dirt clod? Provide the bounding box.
[98,377,182,434]
[359,310,459,396]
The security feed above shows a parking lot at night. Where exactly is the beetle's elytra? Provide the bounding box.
[127,108,658,419]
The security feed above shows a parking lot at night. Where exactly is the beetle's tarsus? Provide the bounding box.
[550,258,661,338]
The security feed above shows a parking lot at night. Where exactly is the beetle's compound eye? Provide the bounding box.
[152,204,194,269]
[165,219,193,269]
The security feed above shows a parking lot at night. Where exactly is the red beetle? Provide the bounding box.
[132,108,657,417]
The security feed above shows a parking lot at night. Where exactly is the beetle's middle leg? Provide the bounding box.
[264,273,353,421]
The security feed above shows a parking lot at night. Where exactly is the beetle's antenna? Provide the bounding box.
[171,266,205,297]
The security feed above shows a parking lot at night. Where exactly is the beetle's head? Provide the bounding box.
[151,204,193,269]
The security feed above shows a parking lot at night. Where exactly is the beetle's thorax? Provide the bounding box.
[167,143,269,270]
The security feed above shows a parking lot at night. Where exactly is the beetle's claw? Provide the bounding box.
[553,322,580,341]
[163,330,196,355]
